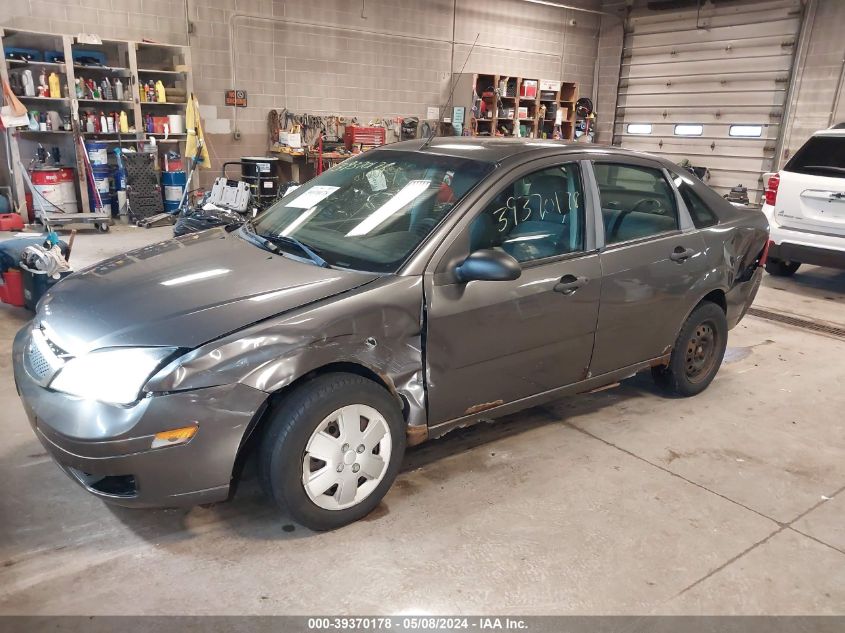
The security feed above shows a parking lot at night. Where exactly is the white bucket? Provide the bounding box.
[167,114,184,134]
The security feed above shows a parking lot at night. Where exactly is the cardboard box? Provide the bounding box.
[517,106,529,118]
[539,79,560,92]
[280,131,302,148]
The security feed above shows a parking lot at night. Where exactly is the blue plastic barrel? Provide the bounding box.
[161,171,187,212]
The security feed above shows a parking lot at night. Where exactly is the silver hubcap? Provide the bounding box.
[302,404,392,511]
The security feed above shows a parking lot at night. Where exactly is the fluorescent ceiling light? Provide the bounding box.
[505,233,552,243]
[160,268,231,286]
[281,207,317,236]
[437,144,484,150]
[346,180,431,237]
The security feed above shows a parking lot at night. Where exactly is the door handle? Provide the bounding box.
[554,274,588,295]
[670,247,697,263]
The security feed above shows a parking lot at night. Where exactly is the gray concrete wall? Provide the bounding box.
[780,0,845,165]
[2,0,604,176]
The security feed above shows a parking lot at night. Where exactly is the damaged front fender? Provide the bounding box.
[146,275,428,431]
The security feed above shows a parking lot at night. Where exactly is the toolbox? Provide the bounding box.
[344,126,386,150]
[4,46,41,61]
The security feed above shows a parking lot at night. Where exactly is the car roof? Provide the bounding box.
[812,127,845,137]
[378,137,668,165]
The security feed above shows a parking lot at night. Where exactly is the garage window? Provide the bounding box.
[626,124,652,135]
[729,125,763,138]
[674,124,703,136]
[593,163,679,244]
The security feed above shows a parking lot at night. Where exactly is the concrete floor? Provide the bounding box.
[0,225,843,615]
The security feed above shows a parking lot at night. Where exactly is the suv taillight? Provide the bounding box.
[764,173,780,206]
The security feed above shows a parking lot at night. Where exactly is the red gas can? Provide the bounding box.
[0,213,25,231]
[0,270,26,307]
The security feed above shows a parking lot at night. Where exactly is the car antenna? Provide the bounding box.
[420,32,479,151]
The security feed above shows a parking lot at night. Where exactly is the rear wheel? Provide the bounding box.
[765,259,800,276]
[652,302,727,397]
[258,373,405,531]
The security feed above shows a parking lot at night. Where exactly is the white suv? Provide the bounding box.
[762,126,845,276]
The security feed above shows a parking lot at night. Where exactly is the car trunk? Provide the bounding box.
[776,135,845,237]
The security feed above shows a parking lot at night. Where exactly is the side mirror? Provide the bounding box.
[455,249,521,283]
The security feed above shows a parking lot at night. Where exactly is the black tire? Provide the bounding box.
[258,373,406,531]
[651,302,728,397]
[765,259,800,277]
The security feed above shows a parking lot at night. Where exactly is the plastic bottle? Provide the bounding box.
[75,78,83,98]
[106,112,115,133]
[22,70,35,96]
[48,72,61,98]
[99,112,108,133]
[119,111,129,133]
[155,80,166,103]
[114,78,123,101]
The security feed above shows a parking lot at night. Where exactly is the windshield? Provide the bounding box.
[249,150,494,272]
[785,135,845,178]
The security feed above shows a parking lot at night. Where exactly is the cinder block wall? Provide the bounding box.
[4,0,607,180]
[780,0,845,165]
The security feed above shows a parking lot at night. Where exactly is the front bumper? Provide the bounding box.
[13,326,268,508]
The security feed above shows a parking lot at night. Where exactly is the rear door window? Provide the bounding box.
[672,176,718,228]
[593,163,679,244]
[785,136,845,178]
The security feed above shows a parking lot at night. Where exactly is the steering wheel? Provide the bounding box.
[631,198,662,214]
[364,191,393,211]
[609,198,661,241]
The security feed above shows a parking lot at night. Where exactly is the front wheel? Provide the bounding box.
[765,259,800,276]
[258,373,406,531]
[652,302,728,397]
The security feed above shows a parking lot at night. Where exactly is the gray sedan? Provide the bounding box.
[13,139,769,530]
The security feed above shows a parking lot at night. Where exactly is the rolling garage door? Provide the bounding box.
[613,0,804,203]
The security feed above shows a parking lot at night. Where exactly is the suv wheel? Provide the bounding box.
[258,373,406,531]
[765,259,800,277]
[651,302,728,397]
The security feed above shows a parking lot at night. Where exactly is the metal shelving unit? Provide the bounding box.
[452,73,578,140]
[0,28,193,225]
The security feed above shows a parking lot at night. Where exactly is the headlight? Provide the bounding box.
[49,347,177,405]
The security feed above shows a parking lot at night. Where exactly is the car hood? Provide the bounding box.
[37,228,379,354]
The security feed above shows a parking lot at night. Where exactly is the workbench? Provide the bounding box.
[269,149,307,182]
